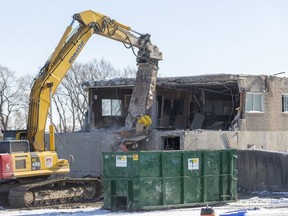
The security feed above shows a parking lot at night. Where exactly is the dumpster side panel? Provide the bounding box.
[183,151,203,203]
[103,150,237,210]
[162,152,182,177]
[140,179,162,207]
[140,153,161,177]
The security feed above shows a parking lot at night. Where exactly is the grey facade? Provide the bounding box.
[81,74,288,151]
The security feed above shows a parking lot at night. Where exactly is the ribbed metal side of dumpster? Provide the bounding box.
[103,149,237,210]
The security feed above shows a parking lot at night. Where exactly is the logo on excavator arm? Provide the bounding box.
[69,41,85,64]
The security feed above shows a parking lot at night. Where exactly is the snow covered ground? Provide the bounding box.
[1,195,288,216]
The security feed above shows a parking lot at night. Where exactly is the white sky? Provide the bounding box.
[1,1,288,78]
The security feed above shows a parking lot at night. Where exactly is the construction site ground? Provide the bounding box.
[1,192,288,215]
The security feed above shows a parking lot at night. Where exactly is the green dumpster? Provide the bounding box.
[103,149,237,210]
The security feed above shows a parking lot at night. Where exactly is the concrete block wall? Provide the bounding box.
[54,131,118,178]
[53,129,288,178]
[243,76,288,131]
[263,77,288,130]
[149,130,288,152]
[238,150,288,191]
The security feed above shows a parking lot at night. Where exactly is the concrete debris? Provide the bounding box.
[83,78,135,88]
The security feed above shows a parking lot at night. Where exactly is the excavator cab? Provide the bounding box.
[0,140,30,154]
[2,130,27,141]
[0,140,29,179]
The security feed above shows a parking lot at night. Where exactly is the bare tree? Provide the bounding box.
[54,58,123,132]
[13,75,33,129]
[53,88,71,133]
[121,66,137,78]
[0,59,136,133]
[0,65,31,130]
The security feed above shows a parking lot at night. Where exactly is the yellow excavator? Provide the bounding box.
[0,10,162,207]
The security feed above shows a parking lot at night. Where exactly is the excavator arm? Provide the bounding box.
[0,10,161,208]
[27,10,162,152]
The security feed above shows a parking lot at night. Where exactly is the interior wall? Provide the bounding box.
[155,86,239,130]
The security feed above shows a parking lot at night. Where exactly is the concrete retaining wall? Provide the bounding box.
[146,130,288,152]
[53,131,288,193]
[238,150,288,191]
[53,131,118,178]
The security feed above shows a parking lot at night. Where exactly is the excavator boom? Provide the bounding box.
[27,10,162,152]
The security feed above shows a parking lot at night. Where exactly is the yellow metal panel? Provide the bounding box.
[12,152,70,178]
[76,10,131,31]
[12,153,31,173]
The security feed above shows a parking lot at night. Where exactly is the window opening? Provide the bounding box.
[245,93,263,112]
[163,137,180,150]
[282,95,288,112]
[102,99,122,116]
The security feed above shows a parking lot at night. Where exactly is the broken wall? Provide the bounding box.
[125,63,158,129]
[86,75,288,132]
[89,88,133,129]
[86,74,241,132]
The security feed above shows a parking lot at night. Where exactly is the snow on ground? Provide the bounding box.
[2,196,288,216]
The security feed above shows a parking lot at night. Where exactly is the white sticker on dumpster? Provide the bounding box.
[116,155,127,167]
[188,158,199,170]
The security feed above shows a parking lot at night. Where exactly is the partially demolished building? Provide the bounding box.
[55,73,288,178]
[82,74,288,152]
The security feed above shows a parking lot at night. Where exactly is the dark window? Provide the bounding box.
[282,95,288,112]
[0,141,29,154]
[10,141,29,153]
[163,137,180,150]
[0,142,11,154]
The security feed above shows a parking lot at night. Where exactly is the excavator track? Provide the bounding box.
[8,178,101,208]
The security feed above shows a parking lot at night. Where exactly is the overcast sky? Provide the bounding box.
[1,1,288,78]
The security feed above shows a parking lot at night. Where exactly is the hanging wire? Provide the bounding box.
[52,122,74,165]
